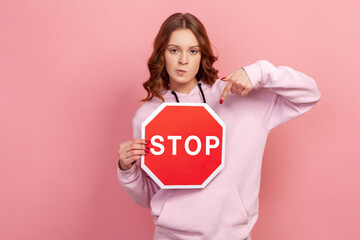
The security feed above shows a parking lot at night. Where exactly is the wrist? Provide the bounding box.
[118,159,132,171]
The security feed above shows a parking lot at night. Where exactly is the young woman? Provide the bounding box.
[117,12,321,240]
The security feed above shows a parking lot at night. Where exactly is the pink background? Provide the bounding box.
[1,0,359,239]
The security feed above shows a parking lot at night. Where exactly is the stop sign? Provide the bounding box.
[141,102,226,189]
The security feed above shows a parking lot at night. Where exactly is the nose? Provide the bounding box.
[179,52,188,65]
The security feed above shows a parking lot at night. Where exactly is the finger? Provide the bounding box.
[126,142,149,152]
[123,155,142,166]
[121,139,149,152]
[132,139,150,145]
[125,149,148,159]
[220,72,233,81]
[241,88,251,96]
[120,148,147,166]
[231,84,238,94]
[235,87,244,95]
[121,139,148,149]
[220,81,233,104]
[119,139,144,150]
[240,81,253,96]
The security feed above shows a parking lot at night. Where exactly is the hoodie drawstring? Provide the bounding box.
[171,82,206,103]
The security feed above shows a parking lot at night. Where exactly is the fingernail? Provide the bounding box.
[221,77,226,80]
[219,99,223,104]
[145,146,149,151]
[145,149,149,154]
[145,140,150,144]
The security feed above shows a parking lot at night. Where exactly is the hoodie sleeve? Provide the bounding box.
[242,60,321,131]
[117,117,160,208]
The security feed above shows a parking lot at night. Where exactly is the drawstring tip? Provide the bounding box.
[171,91,180,103]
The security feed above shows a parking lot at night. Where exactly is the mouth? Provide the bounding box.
[176,70,187,75]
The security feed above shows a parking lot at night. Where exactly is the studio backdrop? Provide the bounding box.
[1,0,359,239]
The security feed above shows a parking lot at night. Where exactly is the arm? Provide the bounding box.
[243,60,321,131]
[117,118,160,208]
[220,60,321,131]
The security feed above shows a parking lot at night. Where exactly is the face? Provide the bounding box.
[164,28,201,94]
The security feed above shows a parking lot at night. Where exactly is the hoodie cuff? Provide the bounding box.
[242,61,264,89]
[117,162,140,183]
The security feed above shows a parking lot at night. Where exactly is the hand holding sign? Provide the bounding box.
[118,139,149,170]
[220,68,253,104]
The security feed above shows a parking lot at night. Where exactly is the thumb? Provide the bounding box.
[220,73,233,81]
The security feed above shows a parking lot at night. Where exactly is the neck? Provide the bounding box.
[169,78,198,94]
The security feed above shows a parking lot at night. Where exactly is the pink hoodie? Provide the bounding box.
[117,60,321,240]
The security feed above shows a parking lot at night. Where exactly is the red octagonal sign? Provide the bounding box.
[141,103,226,189]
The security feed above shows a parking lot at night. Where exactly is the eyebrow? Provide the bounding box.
[167,44,200,48]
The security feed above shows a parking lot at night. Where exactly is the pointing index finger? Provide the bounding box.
[220,81,232,104]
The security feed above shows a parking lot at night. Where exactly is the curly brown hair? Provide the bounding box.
[142,13,219,102]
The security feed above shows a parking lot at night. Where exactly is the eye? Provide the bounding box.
[189,49,199,54]
[169,48,179,54]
